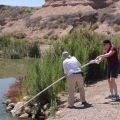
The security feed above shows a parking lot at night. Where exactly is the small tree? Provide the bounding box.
[29,41,41,58]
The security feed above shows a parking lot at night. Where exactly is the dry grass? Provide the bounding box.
[113,24,120,32]
[6,77,23,102]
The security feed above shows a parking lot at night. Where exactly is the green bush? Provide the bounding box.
[29,41,41,58]
[0,35,10,49]
[12,32,26,39]
[49,99,58,116]
[6,39,29,58]
[10,51,21,59]
[0,35,41,59]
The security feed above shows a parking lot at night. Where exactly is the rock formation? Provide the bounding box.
[0,0,120,40]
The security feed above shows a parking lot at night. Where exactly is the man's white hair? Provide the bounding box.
[62,51,71,60]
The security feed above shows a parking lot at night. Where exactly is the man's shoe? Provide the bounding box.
[82,102,92,107]
[82,102,88,105]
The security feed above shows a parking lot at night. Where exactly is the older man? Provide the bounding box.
[62,51,87,108]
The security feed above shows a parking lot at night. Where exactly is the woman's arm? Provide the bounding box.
[96,50,115,61]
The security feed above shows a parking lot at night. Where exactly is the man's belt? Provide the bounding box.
[72,72,81,74]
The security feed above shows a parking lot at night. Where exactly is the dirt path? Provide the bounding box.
[48,75,120,120]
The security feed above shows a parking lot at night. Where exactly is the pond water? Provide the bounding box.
[0,77,17,120]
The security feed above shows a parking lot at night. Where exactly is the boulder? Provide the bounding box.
[32,114,36,119]
[19,113,29,119]
[24,106,32,114]
[43,104,49,111]
[11,102,24,115]
[8,103,15,108]
[6,106,13,111]
[44,110,50,118]
[3,99,12,106]
[56,110,62,116]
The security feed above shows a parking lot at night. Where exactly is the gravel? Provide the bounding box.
[48,75,120,120]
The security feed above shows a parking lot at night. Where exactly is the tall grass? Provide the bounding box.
[0,35,41,58]
[53,29,107,81]
[23,29,120,106]
[6,40,28,59]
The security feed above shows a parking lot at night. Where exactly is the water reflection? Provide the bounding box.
[0,78,17,120]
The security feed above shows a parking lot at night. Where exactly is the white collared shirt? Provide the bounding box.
[63,56,81,76]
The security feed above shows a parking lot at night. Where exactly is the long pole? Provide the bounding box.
[12,62,91,115]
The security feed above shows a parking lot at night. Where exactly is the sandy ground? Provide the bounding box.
[48,75,120,120]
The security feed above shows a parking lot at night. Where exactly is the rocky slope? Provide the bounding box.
[0,0,120,40]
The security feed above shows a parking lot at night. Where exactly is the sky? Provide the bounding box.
[0,0,45,7]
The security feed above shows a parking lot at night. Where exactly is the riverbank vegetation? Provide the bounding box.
[1,29,120,118]
[0,33,49,78]
[22,29,120,116]
[0,34,41,59]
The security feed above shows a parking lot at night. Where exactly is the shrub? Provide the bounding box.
[50,35,58,40]
[29,41,41,58]
[12,32,26,39]
[113,24,120,32]
[0,34,42,59]
[10,51,21,59]
[49,99,58,116]
[56,16,65,24]
[47,22,58,29]
[25,16,42,28]
[43,35,49,40]
[39,21,47,30]
[47,30,54,36]
[0,6,34,21]
[6,39,29,58]
[48,16,59,21]
[91,23,99,31]
[0,15,6,26]
[59,23,67,29]
[0,35,10,49]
